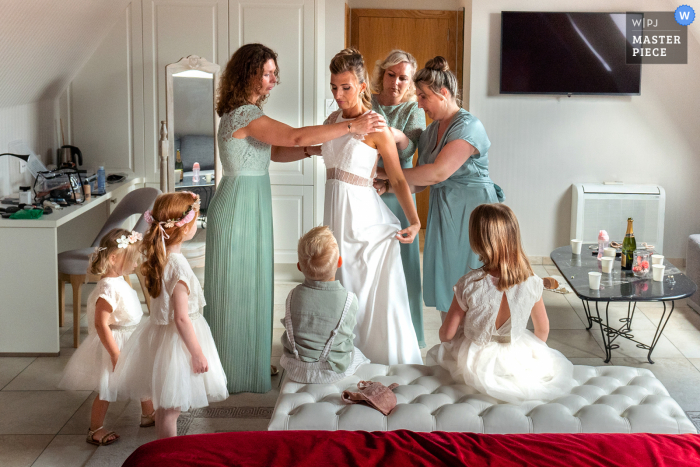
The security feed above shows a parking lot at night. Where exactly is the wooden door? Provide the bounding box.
[351,9,464,228]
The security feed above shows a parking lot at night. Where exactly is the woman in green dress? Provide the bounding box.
[370,50,427,347]
[376,56,504,320]
[205,43,386,394]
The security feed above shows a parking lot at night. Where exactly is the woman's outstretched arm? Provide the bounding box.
[238,112,386,148]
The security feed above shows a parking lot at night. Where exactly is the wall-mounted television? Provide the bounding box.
[500,12,642,95]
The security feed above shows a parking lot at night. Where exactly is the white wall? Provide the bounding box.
[0,100,61,198]
[470,0,700,259]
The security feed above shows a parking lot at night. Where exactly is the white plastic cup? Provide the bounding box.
[588,271,602,289]
[652,264,665,282]
[651,254,664,265]
[205,173,212,183]
[601,257,614,274]
[571,239,583,255]
[604,247,617,258]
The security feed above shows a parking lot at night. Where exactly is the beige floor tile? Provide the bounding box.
[271,328,284,357]
[274,282,299,305]
[423,306,442,331]
[0,434,53,467]
[590,328,684,359]
[32,434,97,467]
[587,303,658,331]
[3,353,75,391]
[0,390,90,434]
[608,357,700,412]
[688,358,700,372]
[531,265,549,277]
[186,417,270,434]
[641,305,700,332]
[545,330,604,358]
[59,393,130,436]
[60,328,88,349]
[272,304,285,329]
[662,329,700,358]
[0,358,35,390]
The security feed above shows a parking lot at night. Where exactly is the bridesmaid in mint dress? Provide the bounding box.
[206,44,386,393]
[376,56,504,317]
[370,50,426,347]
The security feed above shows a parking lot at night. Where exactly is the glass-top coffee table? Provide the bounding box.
[551,245,697,363]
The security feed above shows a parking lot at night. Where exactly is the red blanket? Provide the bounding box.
[123,430,700,467]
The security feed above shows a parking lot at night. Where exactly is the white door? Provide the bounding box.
[229,0,315,185]
[142,0,229,185]
[271,185,314,263]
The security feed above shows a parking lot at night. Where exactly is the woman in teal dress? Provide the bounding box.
[370,50,427,347]
[376,56,504,319]
[206,43,386,393]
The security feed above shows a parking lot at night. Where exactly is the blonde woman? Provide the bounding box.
[371,50,427,348]
[376,56,504,321]
[323,49,422,365]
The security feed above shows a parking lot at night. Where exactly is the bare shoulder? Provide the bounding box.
[363,126,392,147]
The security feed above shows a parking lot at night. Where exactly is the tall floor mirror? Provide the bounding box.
[165,55,221,215]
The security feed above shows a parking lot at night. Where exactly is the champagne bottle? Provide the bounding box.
[175,149,184,181]
[621,218,636,270]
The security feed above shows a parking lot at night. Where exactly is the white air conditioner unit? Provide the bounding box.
[571,184,665,254]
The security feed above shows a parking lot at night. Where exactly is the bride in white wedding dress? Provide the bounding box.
[321,49,422,365]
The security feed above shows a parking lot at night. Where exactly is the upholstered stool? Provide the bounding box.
[269,363,696,434]
[688,234,700,313]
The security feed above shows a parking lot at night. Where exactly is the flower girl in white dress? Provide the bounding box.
[427,203,574,404]
[59,228,154,446]
[114,192,228,438]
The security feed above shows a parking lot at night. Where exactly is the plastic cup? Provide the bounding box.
[571,239,583,255]
[588,271,602,289]
[652,264,665,282]
[604,247,617,258]
[651,254,664,265]
[205,173,212,183]
[601,257,614,274]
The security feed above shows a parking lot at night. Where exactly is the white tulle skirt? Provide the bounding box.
[113,314,228,411]
[58,326,138,401]
[427,329,575,404]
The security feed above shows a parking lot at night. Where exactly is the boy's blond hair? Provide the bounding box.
[297,226,339,280]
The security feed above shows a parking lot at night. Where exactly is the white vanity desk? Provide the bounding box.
[0,176,144,355]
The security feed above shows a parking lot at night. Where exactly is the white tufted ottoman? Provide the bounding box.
[268,363,696,434]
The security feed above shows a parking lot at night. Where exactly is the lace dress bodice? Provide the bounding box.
[453,271,544,346]
[87,277,143,332]
[217,105,271,174]
[321,111,378,179]
[151,253,206,325]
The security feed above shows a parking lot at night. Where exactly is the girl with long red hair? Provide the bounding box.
[114,192,227,438]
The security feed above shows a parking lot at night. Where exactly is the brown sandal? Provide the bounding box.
[86,426,119,446]
[543,277,559,290]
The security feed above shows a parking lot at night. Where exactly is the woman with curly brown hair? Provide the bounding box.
[204,43,386,394]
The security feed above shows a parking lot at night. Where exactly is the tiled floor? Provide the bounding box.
[1,257,699,465]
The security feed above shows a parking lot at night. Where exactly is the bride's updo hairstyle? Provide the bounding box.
[469,203,533,291]
[329,48,372,111]
[414,56,461,106]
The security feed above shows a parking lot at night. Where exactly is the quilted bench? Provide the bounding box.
[268,363,696,434]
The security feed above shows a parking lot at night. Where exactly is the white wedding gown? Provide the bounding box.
[322,111,422,365]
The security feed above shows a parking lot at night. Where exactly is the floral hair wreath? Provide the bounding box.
[144,192,200,229]
[93,230,142,253]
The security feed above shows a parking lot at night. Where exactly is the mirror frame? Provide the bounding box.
[165,55,221,192]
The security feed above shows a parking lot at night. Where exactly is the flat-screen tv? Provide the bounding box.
[500,12,642,95]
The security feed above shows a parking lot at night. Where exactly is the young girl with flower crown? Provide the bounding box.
[58,228,155,446]
[114,192,228,439]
